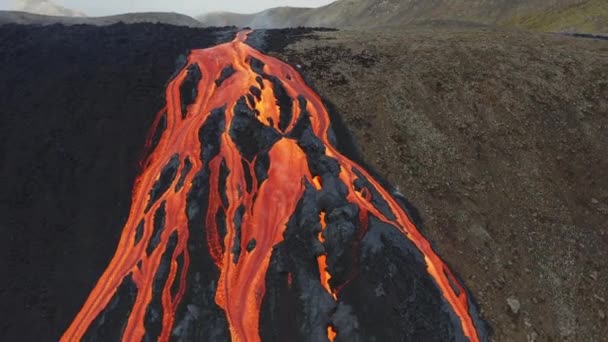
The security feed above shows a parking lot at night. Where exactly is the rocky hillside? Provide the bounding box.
[503,0,608,33]
[267,26,608,342]
[197,7,312,29]
[198,0,608,33]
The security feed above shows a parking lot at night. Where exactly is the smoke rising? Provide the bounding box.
[15,0,86,17]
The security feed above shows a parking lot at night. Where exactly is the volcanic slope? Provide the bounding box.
[0,23,238,341]
[1,23,607,342]
[268,27,608,342]
[197,0,608,33]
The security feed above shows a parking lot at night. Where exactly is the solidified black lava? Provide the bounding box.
[175,157,192,192]
[229,97,281,161]
[254,151,270,185]
[244,28,338,54]
[352,167,396,221]
[249,56,265,75]
[134,220,145,245]
[255,76,264,90]
[215,65,236,88]
[180,63,202,118]
[199,106,226,163]
[246,55,293,134]
[215,207,227,250]
[260,183,337,342]
[231,205,246,264]
[144,231,178,341]
[249,86,262,100]
[246,93,257,109]
[170,253,185,298]
[265,76,292,133]
[219,159,230,208]
[82,275,137,342]
[0,23,238,341]
[322,202,360,289]
[336,216,466,342]
[146,201,167,255]
[246,239,257,252]
[145,154,180,213]
[174,82,231,340]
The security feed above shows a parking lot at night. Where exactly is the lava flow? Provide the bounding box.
[62,30,486,342]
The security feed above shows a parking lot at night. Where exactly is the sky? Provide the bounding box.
[2,0,337,16]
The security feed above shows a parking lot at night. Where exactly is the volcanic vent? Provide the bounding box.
[61,30,488,342]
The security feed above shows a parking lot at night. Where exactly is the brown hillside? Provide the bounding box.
[198,0,608,33]
[270,26,608,341]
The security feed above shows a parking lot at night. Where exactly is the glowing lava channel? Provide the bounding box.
[61,30,483,342]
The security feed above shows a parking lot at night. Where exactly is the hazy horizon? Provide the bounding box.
[1,0,336,16]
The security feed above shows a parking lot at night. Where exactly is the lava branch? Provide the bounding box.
[62,30,484,342]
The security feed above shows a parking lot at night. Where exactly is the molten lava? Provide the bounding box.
[62,30,485,341]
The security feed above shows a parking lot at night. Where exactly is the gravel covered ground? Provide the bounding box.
[272,26,608,342]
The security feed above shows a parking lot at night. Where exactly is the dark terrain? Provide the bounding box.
[1,23,607,341]
[0,23,237,341]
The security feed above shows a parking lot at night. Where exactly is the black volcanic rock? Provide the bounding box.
[0,23,236,341]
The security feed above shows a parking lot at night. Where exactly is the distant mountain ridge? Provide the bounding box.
[197,7,312,29]
[197,0,608,33]
[3,0,606,33]
[0,11,203,27]
[4,0,203,27]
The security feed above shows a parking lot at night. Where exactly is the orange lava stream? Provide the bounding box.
[61,30,480,342]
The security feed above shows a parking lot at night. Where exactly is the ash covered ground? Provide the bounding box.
[0,23,607,341]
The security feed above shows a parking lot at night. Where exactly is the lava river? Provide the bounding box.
[61,31,487,342]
